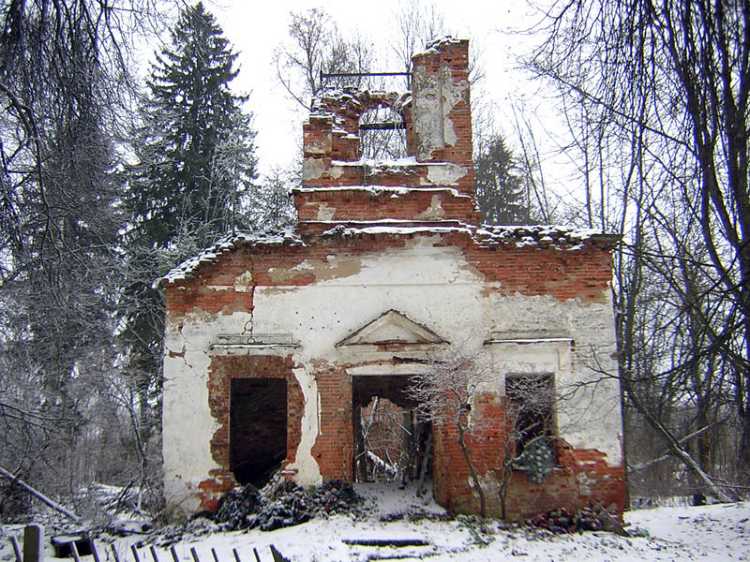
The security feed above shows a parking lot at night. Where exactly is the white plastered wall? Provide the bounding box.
[162,236,622,513]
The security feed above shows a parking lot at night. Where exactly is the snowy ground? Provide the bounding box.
[2,485,749,562]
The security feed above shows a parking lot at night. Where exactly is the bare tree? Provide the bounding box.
[273,8,374,111]
[392,0,484,88]
[0,0,174,511]
[408,352,494,517]
[527,0,750,493]
[392,0,446,87]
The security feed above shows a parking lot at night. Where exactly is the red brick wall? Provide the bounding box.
[197,354,304,511]
[164,235,622,516]
[309,362,354,481]
[293,188,479,223]
[432,394,625,520]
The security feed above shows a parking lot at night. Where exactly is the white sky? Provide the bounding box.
[196,0,565,185]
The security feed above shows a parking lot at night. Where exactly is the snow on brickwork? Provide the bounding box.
[319,222,617,250]
[321,223,473,238]
[476,225,617,250]
[292,185,472,198]
[413,35,465,57]
[311,89,411,116]
[158,229,303,286]
[158,223,615,289]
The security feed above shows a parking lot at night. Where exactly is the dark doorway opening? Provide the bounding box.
[230,378,287,487]
[352,375,431,487]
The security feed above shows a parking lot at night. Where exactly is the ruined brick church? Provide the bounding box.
[159,38,626,519]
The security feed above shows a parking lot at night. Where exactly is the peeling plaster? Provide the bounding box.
[303,158,327,181]
[233,271,254,292]
[424,162,467,186]
[287,366,322,482]
[315,203,336,221]
[412,64,468,160]
[416,194,446,220]
[305,132,331,155]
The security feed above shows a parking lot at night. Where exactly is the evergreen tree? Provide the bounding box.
[127,1,257,249]
[475,134,534,225]
[118,2,257,497]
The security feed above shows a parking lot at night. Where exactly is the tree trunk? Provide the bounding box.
[738,406,750,484]
[457,424,486,518]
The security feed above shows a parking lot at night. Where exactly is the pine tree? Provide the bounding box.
[126,1,257,250]
[118,2,257,498]
[475,134,533,225]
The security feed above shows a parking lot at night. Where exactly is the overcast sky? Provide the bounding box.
[192,1,561,183]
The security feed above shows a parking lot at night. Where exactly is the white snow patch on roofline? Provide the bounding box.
[157,229,302,287]
[292,186,471,198]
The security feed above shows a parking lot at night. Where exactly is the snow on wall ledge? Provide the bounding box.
[161,231,624,517]
[159,224,618,287]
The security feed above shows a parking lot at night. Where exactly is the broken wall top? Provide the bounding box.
[158,37,619,289]
[295,38,479,228]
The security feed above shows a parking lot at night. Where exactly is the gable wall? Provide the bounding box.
[162,234,624,518]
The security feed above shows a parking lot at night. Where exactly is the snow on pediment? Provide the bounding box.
[337,310,447,347]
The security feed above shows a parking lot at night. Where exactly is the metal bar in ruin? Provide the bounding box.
[321,71,411,79]
[359,122,406,130]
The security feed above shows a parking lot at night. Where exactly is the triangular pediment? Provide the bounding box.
[337,310,447,347]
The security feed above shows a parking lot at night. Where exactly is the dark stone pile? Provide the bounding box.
[214,477,363,532]
[528,505,624,535]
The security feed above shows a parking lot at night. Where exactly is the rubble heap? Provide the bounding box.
[527,505,624,535]
[214,476,363,532]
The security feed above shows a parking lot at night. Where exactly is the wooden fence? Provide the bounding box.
[8,526,291,562]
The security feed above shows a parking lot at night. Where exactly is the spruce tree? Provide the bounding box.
[475,134,532,225]
[119,2,257,496]
[127,1,257,249]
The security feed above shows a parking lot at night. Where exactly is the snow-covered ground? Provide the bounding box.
[2,485,749,562]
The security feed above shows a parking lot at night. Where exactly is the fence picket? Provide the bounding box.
[70,541,81,562]
[98,541,294,562]
[91,541,101,562]
[23,525,43,562]
[10,536,22,562]
[269,545,289,562]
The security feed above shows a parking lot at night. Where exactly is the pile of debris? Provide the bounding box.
[214,475,363,532]
[527,505,624,535]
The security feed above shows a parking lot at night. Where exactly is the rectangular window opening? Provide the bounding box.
[505,373,555,455]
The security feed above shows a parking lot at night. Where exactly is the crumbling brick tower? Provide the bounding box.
[159,38,626,520]
[294,38,478,229]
